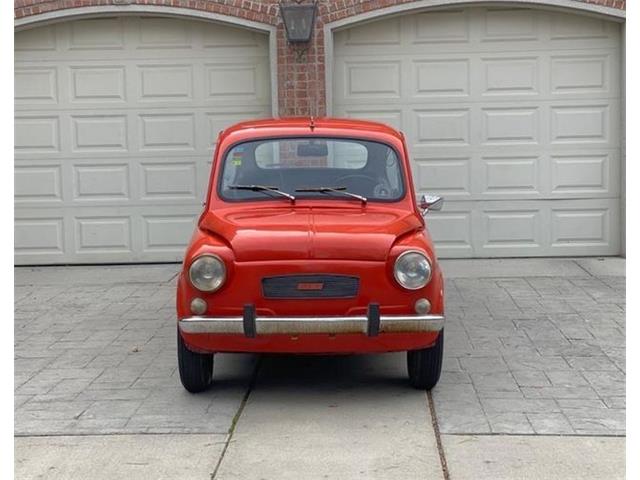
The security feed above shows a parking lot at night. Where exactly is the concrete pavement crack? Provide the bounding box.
[427,390,450,480]
[210,356,262,480]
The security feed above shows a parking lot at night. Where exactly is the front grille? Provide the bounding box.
[262,274,359,299]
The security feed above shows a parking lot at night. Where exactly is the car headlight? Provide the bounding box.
[188,254,226,292]
[394,250,432,290]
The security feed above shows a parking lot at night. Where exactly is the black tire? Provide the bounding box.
[177,329,214,393]
[407,330,444,390]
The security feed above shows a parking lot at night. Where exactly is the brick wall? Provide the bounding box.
[15,0,626,116]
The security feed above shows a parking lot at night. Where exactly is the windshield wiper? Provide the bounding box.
[295,186,367,204]
[228,184,296,203]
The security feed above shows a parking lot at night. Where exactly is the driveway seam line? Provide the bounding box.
[210,356,262,480]
[572,259,595,278]
[14,432,226,437]
[427,390,450,480]
[439,432,626,438]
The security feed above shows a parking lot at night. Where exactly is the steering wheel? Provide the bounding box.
[334,174,379,194]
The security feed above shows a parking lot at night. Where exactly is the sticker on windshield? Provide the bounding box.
[231,147,244,166]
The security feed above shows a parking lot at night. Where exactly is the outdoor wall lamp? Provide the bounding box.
[280,0,318,43]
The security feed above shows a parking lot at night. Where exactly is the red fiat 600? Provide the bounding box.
[176,118,445,392]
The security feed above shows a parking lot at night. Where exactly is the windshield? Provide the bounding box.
[218,138,405,202]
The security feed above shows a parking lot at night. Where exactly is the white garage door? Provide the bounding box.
[15,16,271,264]
[333,7,622,258]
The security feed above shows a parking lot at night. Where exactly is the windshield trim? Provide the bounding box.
[215,135,407,204]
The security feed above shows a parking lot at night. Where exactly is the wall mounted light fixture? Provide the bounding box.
[280,0,318,43]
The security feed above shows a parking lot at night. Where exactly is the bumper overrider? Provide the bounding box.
[179,304,444,338]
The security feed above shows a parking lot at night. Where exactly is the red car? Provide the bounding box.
[176,118,445,392]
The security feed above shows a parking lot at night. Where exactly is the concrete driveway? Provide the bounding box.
[14,258,625,479]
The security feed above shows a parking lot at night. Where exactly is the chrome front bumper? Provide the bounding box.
[179,313,445,336]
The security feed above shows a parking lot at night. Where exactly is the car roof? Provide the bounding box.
[218,117,404,142]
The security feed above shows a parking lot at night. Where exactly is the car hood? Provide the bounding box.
[200,206,422,262]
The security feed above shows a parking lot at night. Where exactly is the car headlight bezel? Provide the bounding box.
[188,254,226,292]
[393,250,432,290]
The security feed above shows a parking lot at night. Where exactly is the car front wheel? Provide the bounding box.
[177,329,214,393]
[407,330,444,390]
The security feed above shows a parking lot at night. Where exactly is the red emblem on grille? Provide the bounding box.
[297,282,324,291]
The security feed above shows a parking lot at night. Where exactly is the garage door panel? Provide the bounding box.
[14,67,58,104]
[482,106,540,145]
[16,107,270,159]
[71,65,127,103]
[412,149,619,201]
[412,58,470,98]
[482,208,544,252]
[551,151,619,197]
[72,115,129,152]
[15,165,63,204]
[205,60,270,103]
[15,206,201,264]
[549,12,613,40]
[138,64,194,102]
[344,17,402,46]
[340,60,402,100]
[550,103,613,144]
[15,17,271,264]
[416,154,541,200]
[335,9,619,56]
[427,199,619,257]
[15,217,65,259]
[16,18,269,60]
[73,163,131,201]
[26,60,272,109]
[550,54,612,95]
[14,25,56,51]
[15,158,209,207]
[480,56,539,96]
[69,18,125,50]
[481,8,540,42]
[14,115,61,153]
[550,200,618,252]
[139,162,198,202]
[334,6,621,257]
[425,207,474,258]
[413,108,471,146]
[335,53,619,105]
[138,113,196,151]
[345,11,616,43]
[416,158,471,198]
[413,10,470,45]
[137,17,193,49]
[202,23,263,49]
[17,112,269,162]
[481,156,540,195]
[74,216,133,254]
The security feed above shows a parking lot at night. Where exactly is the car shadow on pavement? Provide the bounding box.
[250,352,411,390]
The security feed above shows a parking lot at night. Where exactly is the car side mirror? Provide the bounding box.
[419,194,443,214]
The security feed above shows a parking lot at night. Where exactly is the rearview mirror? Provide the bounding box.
[297,142,328,157]
[419,194,443,214]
